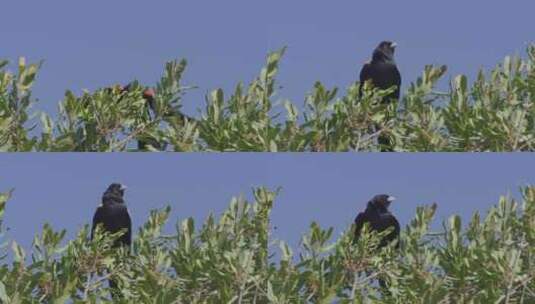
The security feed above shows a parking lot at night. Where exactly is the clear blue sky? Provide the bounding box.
[1,154,534,251]
[1,1,533,117]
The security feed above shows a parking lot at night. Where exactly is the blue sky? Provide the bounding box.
[1,154,534,251]
[1,1,533,118]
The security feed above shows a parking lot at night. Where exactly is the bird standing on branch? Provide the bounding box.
[91,183,132,247]
[358,41,401,151]
[353,194,400,291]
[354,194,400,247]
[359,41,401,103]
[121,82,196,123]
[91,183,131,295]
[120,83,196,151]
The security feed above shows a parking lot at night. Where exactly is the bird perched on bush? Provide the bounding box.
[120,82,196,151]
[353,194,400,291]
[121,82,196,122]
[91,183,132,247]
[358,41,401,151]
[353,194,400,248]
[359,41,401,103]
[91,183,131,294]
[120,83,156,111]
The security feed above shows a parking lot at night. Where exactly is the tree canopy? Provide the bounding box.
[0,186,534,303]
[1,45,534,152]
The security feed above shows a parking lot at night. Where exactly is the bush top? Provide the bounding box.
[1,45,534,152]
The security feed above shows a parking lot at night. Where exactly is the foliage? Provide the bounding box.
[1,45,534,151]
[0,186,534,303]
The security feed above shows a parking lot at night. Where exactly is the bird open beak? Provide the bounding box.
[390,42,397,49]
[387,196,396,202]
[120,184,128,191]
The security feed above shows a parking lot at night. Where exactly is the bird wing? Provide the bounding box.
[359,62,373,83]
[393,215,400,235]
[91,206,105,240]
[123,208,132,246]
[358,63,373,98]
[114,205,132,247]
[359,62,401,101]
[353,212,367,242]
[91,205,132,247]
[383,213,401,248]
[393,216,400,246]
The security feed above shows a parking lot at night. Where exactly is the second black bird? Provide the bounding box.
[353,194,400,248]
[91,183,132,248]
[353,194,400,292]
[91,183,132,295]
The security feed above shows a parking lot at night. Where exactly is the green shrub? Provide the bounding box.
[0,186,534,303]
[1,45,534,152]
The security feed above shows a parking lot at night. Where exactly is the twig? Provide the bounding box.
[350,272,359,300]
[109,119,162,151]
[82,272,92,300]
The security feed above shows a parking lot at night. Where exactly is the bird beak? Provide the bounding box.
[390,42,397,49]
[387,196,396,202]
[120,184,127,191]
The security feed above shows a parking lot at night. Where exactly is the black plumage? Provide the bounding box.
[353,194,400,249]
[91,183,131,295]
[359,41,401,103]
[91,183,132,248]
[353,194,400,292]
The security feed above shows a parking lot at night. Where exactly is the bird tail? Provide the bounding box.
[109,278,122,299]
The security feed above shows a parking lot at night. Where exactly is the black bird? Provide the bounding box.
[91,183,131,294]
[91,183,132,247]
[353,194,400,248]
[353,194,400,292]
[359,41,401,103]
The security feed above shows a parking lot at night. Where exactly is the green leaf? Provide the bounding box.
[0,281,9,303]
